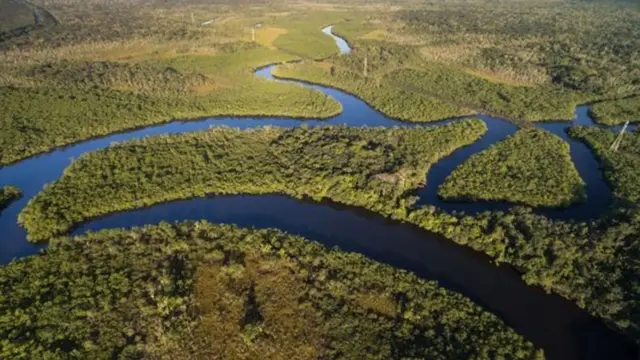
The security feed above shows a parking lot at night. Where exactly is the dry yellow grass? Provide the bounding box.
[464,68,537,87]
[256,27,288,48]
[419,44,478,63]
[190,82,220,94]
[360,29,386,40]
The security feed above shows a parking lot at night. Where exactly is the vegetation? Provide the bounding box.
[0,3,349,165]
[439,128,585,207]
[270,13,344,59]
[569,126,640,203]
[385,67,582,122]
[0,221,542,359]
[590,96,640,125]
[0,185,21,212]
[2,0,638,164]
[273,52,474,123]
[19,122,486,241]
[276,54,583,123]
[276,1,640,123]
[396,2,640,98]
[18,124,640,341]
[0,54,341,165]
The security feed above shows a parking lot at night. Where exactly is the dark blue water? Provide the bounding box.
[0,26,636,359]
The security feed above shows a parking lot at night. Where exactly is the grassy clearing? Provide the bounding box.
[269,12,346,59]
[0,222,541,359]
[590,96,640,125]
[439,128,585,207]
[569,126,640,204]
[255,26,288,48]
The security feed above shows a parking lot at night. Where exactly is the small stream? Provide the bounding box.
[0,25,636,359]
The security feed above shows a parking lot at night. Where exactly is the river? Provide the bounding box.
[0,25,636,360]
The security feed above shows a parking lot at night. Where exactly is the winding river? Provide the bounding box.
[0,26,636,360]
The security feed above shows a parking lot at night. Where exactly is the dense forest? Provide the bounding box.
[0,222,542,359]
[19,122,487,241]
[590,96,640,125]
[569,126,640,203]
[438,128,585,207]
[17,125,640,341]
[0,185,21,212]
[397,3,640,98]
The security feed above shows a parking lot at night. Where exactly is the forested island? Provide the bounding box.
[438,128,585,207]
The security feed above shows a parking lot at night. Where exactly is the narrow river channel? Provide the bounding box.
[0,25,636,360]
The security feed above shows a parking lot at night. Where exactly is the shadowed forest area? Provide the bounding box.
[0,186,21,212]
[0,222,542,359]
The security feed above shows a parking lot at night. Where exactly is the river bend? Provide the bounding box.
[0,26,636,360]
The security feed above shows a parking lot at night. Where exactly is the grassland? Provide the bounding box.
[439,129,585,207]
[16,124,640,341]
[0,186,21,212]
[0,222,541,359]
